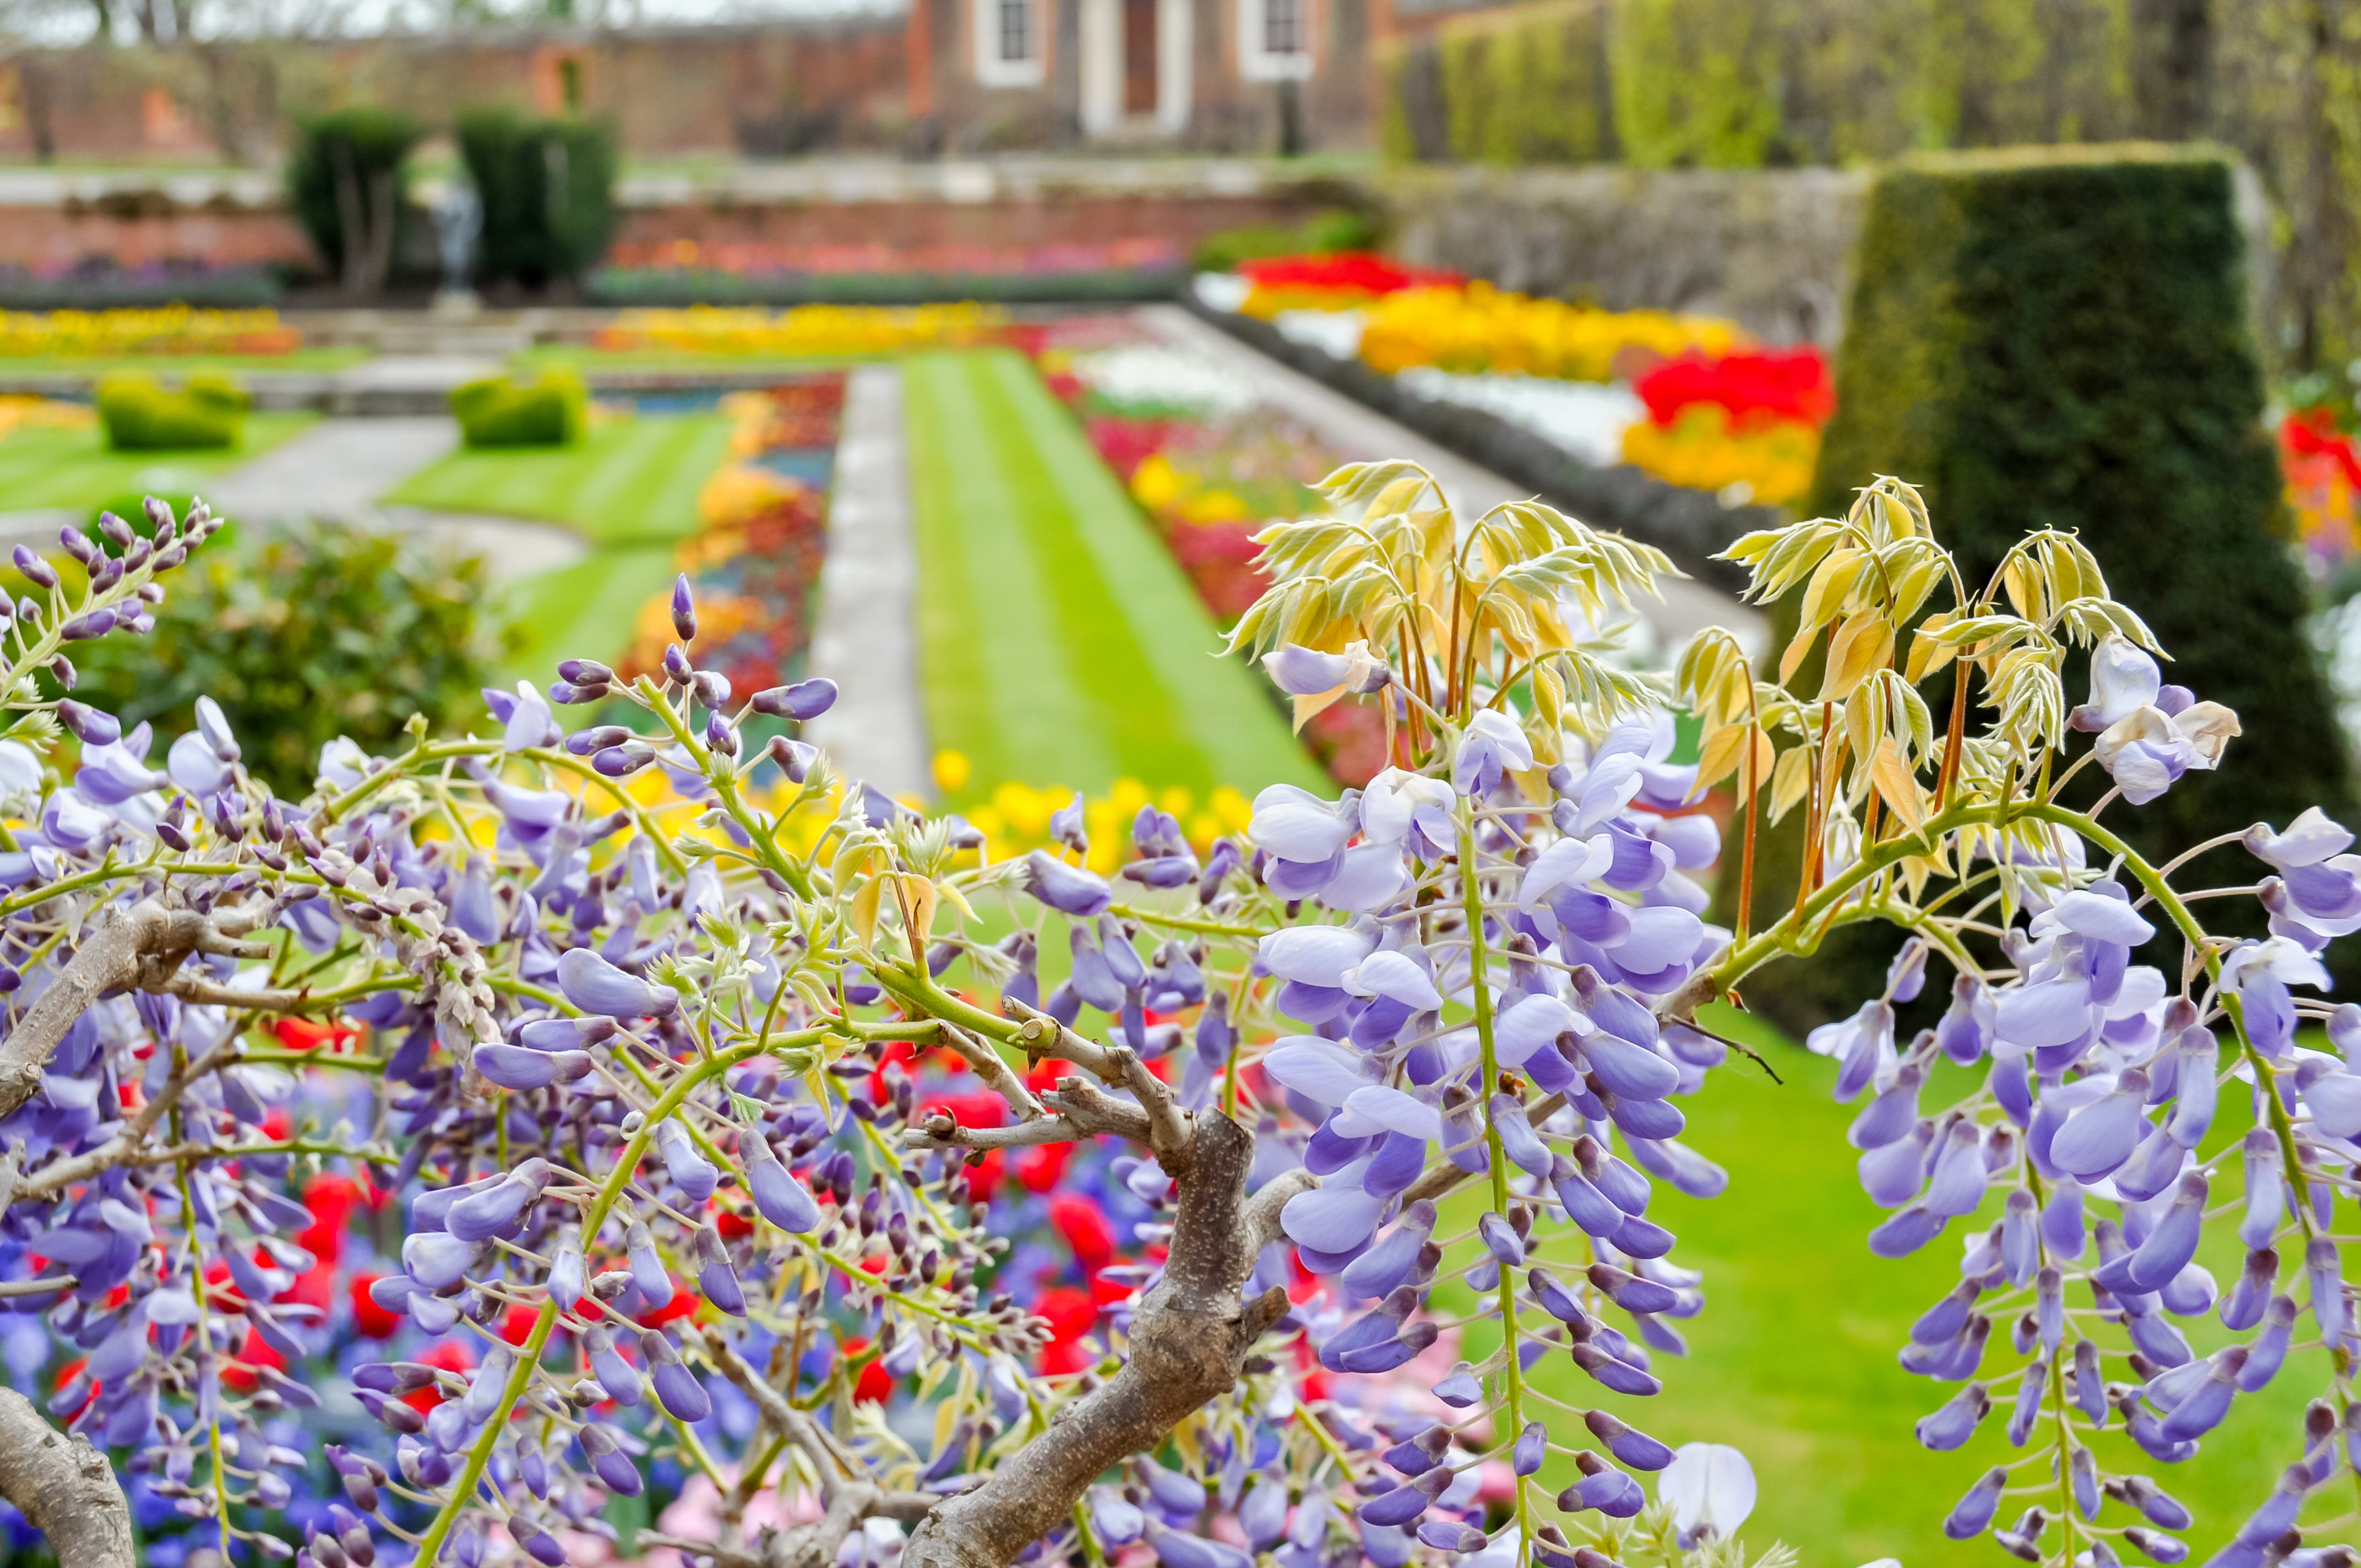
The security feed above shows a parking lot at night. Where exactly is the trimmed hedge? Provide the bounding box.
[1738,145,2357,1034]
[287,106,421,296]
[451,371,587,448]
[95,372,249,451]
[1192,209,1381,273]
[457,108,618,291]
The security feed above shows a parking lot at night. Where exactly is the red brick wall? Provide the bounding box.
[0,198,312,273]
[610,189,1324,254]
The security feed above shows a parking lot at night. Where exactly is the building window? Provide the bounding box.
[1261,0,1302,57]
[976,0,1046,86]
[1239,0,1312,81]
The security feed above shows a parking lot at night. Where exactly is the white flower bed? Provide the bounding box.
[1396,367,1646,469]
[1068,343,1260,418]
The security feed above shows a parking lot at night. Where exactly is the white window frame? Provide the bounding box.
[1239,0,1312,81]
[975,0,1046,88]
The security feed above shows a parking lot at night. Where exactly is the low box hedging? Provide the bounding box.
[94,371,249,451]
[450,371,586,448]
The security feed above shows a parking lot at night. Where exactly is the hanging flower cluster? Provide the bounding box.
[0,462,2350,1568]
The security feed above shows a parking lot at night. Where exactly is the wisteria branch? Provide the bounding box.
[0,1388,134,1568]
[900,1111,1290,1568]
[0,896,264,1118]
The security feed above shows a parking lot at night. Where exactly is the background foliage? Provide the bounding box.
[1381,0,2361,374]
[1737,144,2355,1030]
[285,105,422,296]
[457,107,621,292]
[73,516,519,795]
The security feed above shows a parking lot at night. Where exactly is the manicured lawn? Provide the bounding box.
[0,349,370,374]
[496,543,677,688]
[1440,1003,2315,1562]
[901,348,1326,803]
[382,414,735,547]
[0,411,317,513]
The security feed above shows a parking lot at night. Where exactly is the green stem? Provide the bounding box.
[410,1025,826,1568]
[1454,801,1532,1553]
[640,678,816,900]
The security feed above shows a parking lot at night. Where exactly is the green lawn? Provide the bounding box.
[1441,1003,2317,1563]
[383,413,735,547]
[902,349,1325,803]
[0,349,369,375]
[0,412,316,514]
[495,543,676,689]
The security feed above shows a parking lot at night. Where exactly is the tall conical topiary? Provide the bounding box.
[1737,144,2355,1035]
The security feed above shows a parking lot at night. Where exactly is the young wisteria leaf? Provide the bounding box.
[1819,613,1894,701]
[1868,739,1925,832]
[1767,743,1812,822]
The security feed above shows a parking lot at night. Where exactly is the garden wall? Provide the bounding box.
[0,170,313,275]
[1376,155,2278,353]
[0,159,1342,284]
[1379,164,1867,346]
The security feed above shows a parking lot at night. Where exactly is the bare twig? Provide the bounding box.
[999,999,1193,1169]
[906,1116,1085,1154]
[935,1024,1043,1123]
[0,897,263,1119]
[14,1042,241,1205]
[0,1387,133,1568]
[1242,1169,1318,1251]
[688,1331,941,1568]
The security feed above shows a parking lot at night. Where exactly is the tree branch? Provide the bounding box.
[900,1111,1283,1568]
[936,1025,1043,1123]
[0,1388,133,1568]
[684,1331,943,1568]
[1000,999,1193,1169]
[0,897,262,1119]
[14,1042,241,1205]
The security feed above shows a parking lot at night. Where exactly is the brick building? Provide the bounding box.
[0,0,1426,165]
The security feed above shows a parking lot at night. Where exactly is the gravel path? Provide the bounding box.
[802,364,930,799]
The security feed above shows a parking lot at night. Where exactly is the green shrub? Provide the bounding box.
[1737,145,2357,1032]
[286,106,421,295]
[95,372,248,451]
[450,371,587,448]
[73,517,520,797]
[1190,208,1381,273]
[456,108,618,290]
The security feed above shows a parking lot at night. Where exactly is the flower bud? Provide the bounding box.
[671,574,697,643]
[593,742,656,777]
[566,725,631,757]
[56,700,119,746]
[764,734,816,782]
[750,678,838,722]
[557,658,614,685]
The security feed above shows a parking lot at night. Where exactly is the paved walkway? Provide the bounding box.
[198,415,586,582]
[1138,304,1766,658]
[803,364,929,798]
[202,416,457,521]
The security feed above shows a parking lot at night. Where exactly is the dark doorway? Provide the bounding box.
[1123,0,1157,117]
